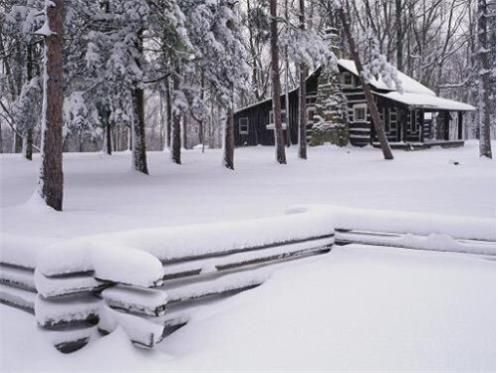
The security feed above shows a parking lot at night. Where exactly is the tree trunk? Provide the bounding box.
[270,0,287,164]
[298,0,307,159]
[338,7,394,160]
[224,106,235,170]
[37,0,64,210]
[131,87,148,173]
[171,73,181,164]
[477,0,492,158]
[165,76,172,149]
[131,31,148,173]
[24,129,33,160]
[182,115,188,150]
[105,114,112,155]
[395,0,403,70]
[200,71,205,152]
[14,134,22,153]
[0,122,3,153]
[24,43,34,160]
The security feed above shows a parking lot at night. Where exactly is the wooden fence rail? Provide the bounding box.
[0,207,494,353]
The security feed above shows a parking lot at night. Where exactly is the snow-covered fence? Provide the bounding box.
[0,209,336,352]
[0,206,494,353]
[289,205,496,256]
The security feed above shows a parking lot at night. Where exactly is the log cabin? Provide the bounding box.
[233,59,475,150]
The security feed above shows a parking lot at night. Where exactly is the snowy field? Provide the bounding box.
[0,141,496,371]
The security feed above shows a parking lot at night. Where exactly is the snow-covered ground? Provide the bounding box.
[0,141,496,371]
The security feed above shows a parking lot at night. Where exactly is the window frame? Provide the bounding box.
[389,107,398,132]
[239,117,249,135]
[353,103,368,122]
[341,72,353,87]
[268,110,287,128]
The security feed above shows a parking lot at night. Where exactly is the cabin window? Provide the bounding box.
[307,106,315,124]
[341,72,353,87]
[389,108,398,131]
[410,110,419,132]
[239,117,249,135]
[353,104,367,122]
[268,110,287,129]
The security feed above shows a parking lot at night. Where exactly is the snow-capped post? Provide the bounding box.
[270,0,287,165]
[477,0,492,159]
[36,0,65,210]
[336,2,394,160]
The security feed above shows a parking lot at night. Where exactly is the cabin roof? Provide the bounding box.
[235,60,473,114]
[337,59,436,96]
[375,91,475,111]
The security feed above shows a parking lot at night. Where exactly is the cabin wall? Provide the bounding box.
[233,72,319,147]
[233,66,466,149]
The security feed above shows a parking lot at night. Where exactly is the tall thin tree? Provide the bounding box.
[477,0,492,158]
[298,0,308,159]
[37,0,64,210]
[270,0,287,164]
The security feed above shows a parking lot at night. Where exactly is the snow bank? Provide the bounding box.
[287,205,495,241]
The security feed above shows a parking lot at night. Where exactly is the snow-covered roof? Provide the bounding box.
[376,92,475,111]
[337,59,436,96]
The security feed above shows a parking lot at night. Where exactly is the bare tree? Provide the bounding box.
[37,0,64,210]
[270,0,287,164]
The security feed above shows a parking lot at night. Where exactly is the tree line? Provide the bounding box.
[0,0,495,210]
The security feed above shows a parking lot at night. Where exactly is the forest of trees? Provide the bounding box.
[0,0,495,209]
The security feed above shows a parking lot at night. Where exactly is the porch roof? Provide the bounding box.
[375,91,475,112]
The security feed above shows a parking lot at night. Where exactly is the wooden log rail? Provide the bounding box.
[0,206,494,353]
[0,227,335,352]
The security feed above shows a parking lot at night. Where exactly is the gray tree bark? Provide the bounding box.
[131,31,148,173]
[270,0,287,164]
[477,0,492,158]
[171,72,182,164]
[224,105,235,170]
[298,0,307,159]
[38,0,64,210]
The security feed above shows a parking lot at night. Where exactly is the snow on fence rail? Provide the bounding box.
[0,206,494,353]
[0,208,336,352]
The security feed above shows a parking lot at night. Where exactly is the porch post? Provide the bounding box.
[444,112,450,140]
[457,111,463,140]
[419,110,424,142]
